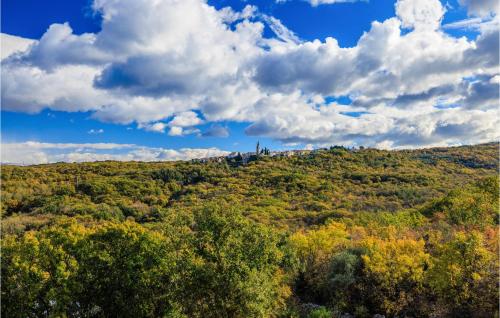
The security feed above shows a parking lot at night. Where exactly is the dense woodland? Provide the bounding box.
[1,143,499,317]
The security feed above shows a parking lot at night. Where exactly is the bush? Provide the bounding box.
[308,306,333,318]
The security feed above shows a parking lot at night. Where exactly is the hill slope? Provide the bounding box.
[1,143,497,229]
[1,143,498,317]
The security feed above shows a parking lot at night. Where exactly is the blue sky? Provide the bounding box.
[1,0,498,163]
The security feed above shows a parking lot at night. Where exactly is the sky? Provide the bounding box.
[1,0,498,164]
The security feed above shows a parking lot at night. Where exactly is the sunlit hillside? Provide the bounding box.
[1,143,498,317]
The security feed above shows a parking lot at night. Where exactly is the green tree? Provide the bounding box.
[73,221,182,317]
[326,248,366,314]
[307,306,333,318]
[2,228,81,317]
[1,220,183,318]
[182,205,290,317]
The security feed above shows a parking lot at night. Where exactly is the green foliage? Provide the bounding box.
[1,208,292,317]
[307,307,332,318]
[77,180,116,197]
[327,248,365,312]
[422,176,499,226]
[1,143,498,317]
[152,167,185,183]
[1,220,182,317]
[2,143,497,226]
[2,228,80,317]
[182,205,290,317]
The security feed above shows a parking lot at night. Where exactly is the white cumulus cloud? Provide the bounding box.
[395,0,445,30]
[1,33,35,59]
[0,0,498,149]
[1,142,229,165]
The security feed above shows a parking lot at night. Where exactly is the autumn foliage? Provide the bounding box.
[1,143,498,317]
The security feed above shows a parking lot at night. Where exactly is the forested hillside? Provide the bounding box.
[1,143,498,317]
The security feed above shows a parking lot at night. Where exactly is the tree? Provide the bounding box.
[326,248,366,314]
[1,220,183,318]
[2,229,81,317]
[73,221,182,317]
[290,221,350,304]
[182,204,290,317]
[360,236,430,317]
[427,231,498,317]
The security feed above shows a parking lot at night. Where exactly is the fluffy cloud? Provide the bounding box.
[1,142,229,165]
[246,96,498,148]
[168,111,204,127]
[1,33,34,59]
[19,23,110,70]
[2,0,264,120]
[253,16,497,102]
[1,0,498,150]
[168,126,184,136]
[140,122,167,133]
[395,0,445,30]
